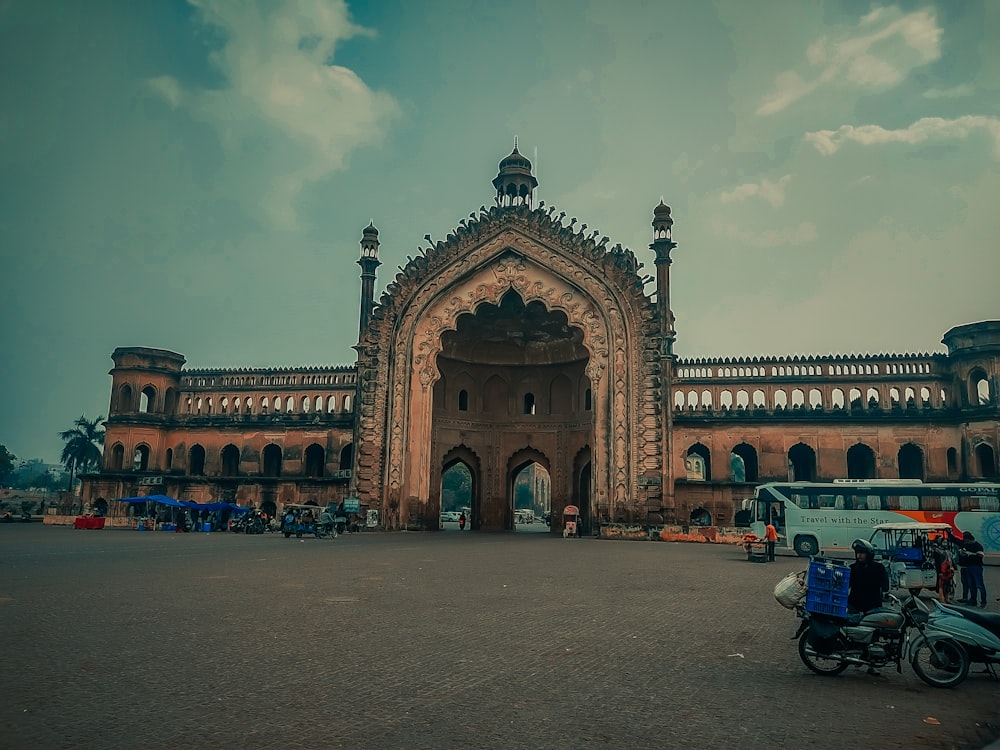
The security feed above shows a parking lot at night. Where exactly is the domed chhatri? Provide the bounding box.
[362,220,379,237]
[493,143,538,208]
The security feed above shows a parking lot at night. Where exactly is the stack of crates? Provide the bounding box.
[805,558,851,618]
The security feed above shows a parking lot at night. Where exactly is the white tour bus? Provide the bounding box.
[747,480,1000,562]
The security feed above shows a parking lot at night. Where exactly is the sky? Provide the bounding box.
[1,0,998,464]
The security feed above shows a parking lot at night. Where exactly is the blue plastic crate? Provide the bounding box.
[807,558,850,591]
[804,592,849,619]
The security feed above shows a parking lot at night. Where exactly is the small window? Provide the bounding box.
[458,390,469,412]
[585,388,592,411]
[523,393,535,415]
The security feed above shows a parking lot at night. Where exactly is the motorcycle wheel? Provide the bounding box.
[798,632,849,676]
[911,639,970,688]
[283,532,291,538]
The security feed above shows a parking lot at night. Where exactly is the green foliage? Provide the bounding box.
[59,414,105,491]
[441,463,471,511]
[0,444,15,486]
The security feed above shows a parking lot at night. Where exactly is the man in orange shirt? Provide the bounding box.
[764,520,779,562]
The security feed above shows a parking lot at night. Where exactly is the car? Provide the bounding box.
[440,511,461,522]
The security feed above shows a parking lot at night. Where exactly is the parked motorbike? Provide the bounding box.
[913,601,1000,681]
[776,572,971,688]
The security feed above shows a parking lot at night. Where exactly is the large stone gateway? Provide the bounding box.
[82,147,1000,530]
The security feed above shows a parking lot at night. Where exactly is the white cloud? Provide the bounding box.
[757,7,942,115]
[147,76,182,108]
[720,175,792,207]
[149,0,399,227]
[715,220,817,248]
[804,115,1000,157]
[922,83,975,99]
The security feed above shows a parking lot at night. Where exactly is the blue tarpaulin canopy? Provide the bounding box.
[116,495,249,513]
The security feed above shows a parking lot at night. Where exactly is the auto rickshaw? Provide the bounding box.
[868,522,953,594]
[562,505,580,538]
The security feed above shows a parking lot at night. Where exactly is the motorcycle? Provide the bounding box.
[912,601,1000,681]
[776,572,971,688]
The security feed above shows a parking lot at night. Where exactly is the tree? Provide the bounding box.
[0,444,16,487]
[59,415,105,492]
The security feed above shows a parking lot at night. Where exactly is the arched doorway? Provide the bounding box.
[788,443,817,481]
[976,443,997,478]
[847,443,876,480]
[507,448,550,533]
[511,461,551,534]
[440,446,481,530]
[572,446,592,535]
[898,443,924,480]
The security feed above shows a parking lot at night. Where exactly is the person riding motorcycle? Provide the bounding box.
[848,538,889,614]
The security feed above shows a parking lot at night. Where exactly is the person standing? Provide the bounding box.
[764,520,779,562]
[959,532,987,608]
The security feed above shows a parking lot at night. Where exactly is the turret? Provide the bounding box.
[650,200,677,354]
[357,221,381,342]
[492,142,538,208]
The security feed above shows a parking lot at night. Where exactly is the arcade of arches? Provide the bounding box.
[82,148,1000,531]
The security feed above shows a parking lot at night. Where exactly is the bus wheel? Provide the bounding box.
[794,536,818,557]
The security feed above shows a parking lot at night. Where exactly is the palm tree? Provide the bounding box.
[59,415,105,493]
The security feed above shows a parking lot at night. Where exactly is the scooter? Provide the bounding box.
[911,601,1000,681]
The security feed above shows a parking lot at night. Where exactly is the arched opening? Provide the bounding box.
[139,385,156,413]
[847,442,876,480]
[165,447,173,470]
[262,444,282,478]
[458,389,469,411]
[441,461,473,523]
[970,369,991,406]
[730,443,758,483]
[788,443,816,481]
[220,444,240,477]
[947,447,958,477]
[685,443,711,481]
[110,443,124,471]
[976,443,998,478]
[132,444,150,472]
[523,392,536,415]
[304,443,325,478]
[690,507,712,526]
[898,443,924,480]
[261,500,277,519]
[188,444,206,476]
[94,498,108,516]
[339,443,353,471]
[118,384,133,413]
[511,461,551,534]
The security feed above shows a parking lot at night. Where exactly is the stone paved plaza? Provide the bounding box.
[1,525,998,750]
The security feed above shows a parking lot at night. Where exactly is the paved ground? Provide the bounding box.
[1,525,998,750]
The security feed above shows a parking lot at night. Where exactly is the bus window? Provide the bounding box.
[941,496,958,511]
[886,495,900,510]
[921,496,942,512]
[900,495,919,510]
[865,495,884,511]
[818,494,838,509]
[966,495,999,512]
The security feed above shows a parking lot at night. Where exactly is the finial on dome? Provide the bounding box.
[493,143,538,208]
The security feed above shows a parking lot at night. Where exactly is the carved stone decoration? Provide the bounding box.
[354,205,658,527]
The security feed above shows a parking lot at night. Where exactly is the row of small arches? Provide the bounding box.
[674,386,941,411]
[675,362,933,379]
[183,393,353,416]
[110,442,354,478]
[183,373,357,388]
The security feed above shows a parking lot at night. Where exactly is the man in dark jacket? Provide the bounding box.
[848,538,889,614]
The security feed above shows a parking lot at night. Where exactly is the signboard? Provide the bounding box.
[138,476,163,486]
[366,509,379,528]
[343,496,360,513]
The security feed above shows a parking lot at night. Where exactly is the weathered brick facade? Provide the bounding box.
[82,148,1000,530]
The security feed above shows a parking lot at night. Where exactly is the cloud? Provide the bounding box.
[757,7,941,115]
[720,175,792,207]
[148,0,399,227]
[804,115,1000,157]
[922,83,975,99]
[714,220,817,248]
